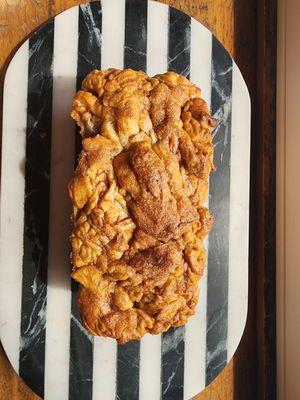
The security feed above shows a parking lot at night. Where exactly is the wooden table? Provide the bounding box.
[0,0,276,399]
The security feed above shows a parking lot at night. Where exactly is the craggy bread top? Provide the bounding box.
[69,68,215,343]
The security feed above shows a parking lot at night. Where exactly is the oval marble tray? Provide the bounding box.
[0,1,250,399]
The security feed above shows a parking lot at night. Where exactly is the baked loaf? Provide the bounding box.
[69,68,215,344]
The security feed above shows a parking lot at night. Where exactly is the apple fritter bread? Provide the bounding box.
[69,68,215,344]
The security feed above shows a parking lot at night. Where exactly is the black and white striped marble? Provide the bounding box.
[0,1,251,399]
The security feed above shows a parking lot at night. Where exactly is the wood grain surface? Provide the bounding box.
[0,0,275,399]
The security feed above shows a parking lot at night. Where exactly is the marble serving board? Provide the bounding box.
[0,1,251,399]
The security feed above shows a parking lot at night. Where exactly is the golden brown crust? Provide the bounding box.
[69,68,215,343]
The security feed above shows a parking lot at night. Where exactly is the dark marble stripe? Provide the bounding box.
[116,341,140,400]
[69,3,102,400]
[161,7,191,400]
[124,0,147,71]
[115,2,148,400]
[69,281,94,400]
[19,21,54,399]
[161,326,185,400]
[168,6,191,78]
[205,36,232,386]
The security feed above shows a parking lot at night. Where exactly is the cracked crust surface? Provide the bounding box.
[69,68,215,343]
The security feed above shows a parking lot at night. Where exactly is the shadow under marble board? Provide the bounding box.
[0,0,251,399]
